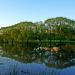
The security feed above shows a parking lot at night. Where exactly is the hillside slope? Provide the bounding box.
[0,17,75,44]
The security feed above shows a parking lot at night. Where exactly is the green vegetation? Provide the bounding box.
[0,17,75,75]
[0,17,75,71]
[0,17,75,47]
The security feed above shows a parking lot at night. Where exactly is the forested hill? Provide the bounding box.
[0,17,75,43]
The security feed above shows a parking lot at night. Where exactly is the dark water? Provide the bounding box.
[0,43,75,75]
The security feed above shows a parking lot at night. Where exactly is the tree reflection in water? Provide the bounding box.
[0,43,75,69]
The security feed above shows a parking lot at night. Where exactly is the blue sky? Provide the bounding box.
[0,0,75,27]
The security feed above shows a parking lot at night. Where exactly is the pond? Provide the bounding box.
[0,43,75,75]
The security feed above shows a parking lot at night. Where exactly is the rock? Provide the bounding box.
[51,47,60,52]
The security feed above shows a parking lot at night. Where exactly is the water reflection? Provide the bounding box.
[0,43,75,68]
[0,57,61,75]
[0,43,75,75]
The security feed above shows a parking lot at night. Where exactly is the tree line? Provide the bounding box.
[0,17,75,46]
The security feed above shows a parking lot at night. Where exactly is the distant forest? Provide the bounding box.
[0,17,75,46]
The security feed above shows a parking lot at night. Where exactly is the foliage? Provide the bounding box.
[0,17,75,44]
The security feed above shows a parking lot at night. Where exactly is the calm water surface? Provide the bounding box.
[0,44,75,75]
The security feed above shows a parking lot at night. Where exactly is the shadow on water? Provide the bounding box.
[0,43,75,75]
